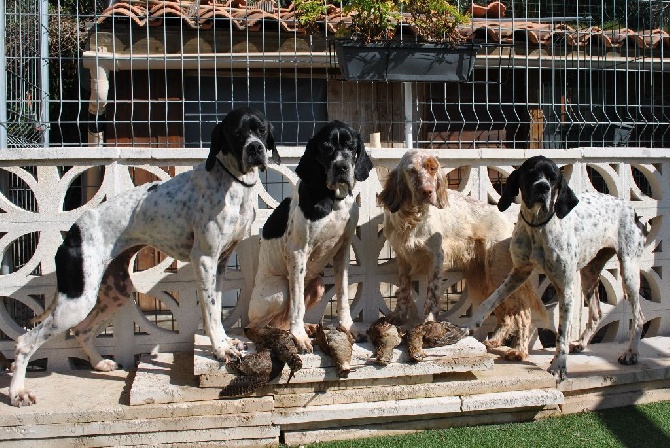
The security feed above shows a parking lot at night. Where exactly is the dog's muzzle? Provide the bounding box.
[244,140,269,171]
[328,160,354,199]
[528,180,551,211]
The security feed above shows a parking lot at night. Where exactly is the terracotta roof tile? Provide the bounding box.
[95,1,668,51]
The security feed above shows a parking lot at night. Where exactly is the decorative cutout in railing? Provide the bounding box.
[0,147,668,371]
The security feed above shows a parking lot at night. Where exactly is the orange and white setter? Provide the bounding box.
[377,149,546,361]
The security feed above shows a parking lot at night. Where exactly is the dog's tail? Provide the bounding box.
[29,292,58,325]
[517,280,549,326]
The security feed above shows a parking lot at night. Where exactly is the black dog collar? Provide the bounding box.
[520,210,555,227]
[217,158,257,188]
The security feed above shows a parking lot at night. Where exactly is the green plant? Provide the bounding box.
[294,0,330,34]
[400,0,469,44]
[341,0,401,42]
[295,0,469,45]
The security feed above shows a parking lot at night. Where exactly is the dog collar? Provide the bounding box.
[520,210,555,227]
[217,158,257,188]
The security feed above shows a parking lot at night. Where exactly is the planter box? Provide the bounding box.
[333,40,481,82]
[332,41,389,81]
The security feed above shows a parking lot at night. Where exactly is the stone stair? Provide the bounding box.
[5,337,670,446]
[128,332,563,445]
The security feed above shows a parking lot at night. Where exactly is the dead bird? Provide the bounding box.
[367,316,403,366]
[406,321,468,362]
[243,326,303,383]
[315,321,354,378]
[219,349,284,397]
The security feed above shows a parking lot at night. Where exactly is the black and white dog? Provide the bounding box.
[463,155,646,381]
[247,121,373,352]
[9,107,279,406]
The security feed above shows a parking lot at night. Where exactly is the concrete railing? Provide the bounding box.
[1,147,668,370]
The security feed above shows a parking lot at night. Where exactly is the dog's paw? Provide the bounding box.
[618,350,638,365]
[229,338,247,352]
[93,359,120,372]
[294,332,313,354]
[502,349,527,362]
[213,342,242,363]
[337,316,354,332]
[547,357,567,382]
[569,342,585,353]
[11,389,36,407]
[483,339,502,349]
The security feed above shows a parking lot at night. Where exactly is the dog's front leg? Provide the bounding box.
[548,272,577,382]
[391,256,419,322]
[288,249,312,353]
[192,251,239,362]
[333,239,353,332]
[423,249,444,322]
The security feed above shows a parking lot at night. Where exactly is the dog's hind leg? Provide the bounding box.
[508,307,532,361]
[9,226,106,406]
[570,248,615,353]
[72,246,139,371]
[10,307,95,406]
[9,288,97,407]
[248,276,290,329]
[483,311,514,350]
[618,257,644,365]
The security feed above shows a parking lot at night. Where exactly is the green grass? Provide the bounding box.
[299,401,670,448]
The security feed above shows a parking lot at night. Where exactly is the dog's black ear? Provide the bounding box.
[498,167,520,211]
[377,168,409,213]
[295,137,320,185]
[354,132,374,182]
[554,174,579,219]
[205,121,233,171]
[267,122,281,165]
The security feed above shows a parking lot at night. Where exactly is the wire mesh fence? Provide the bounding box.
[1,0,668,151]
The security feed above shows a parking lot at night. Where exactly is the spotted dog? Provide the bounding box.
[247,121,373,352]
[377,149,546,361]
[463,155,645,381]
[8,107,279,406]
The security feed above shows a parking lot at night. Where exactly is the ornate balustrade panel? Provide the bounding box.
[0,147,668,371]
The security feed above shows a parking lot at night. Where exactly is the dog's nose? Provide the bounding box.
[421,186,434,198]
[334,160,348,173]
[247,141,264,154]
[533,182,550,194]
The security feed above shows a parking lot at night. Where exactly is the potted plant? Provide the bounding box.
[296,0,480,82]
[383,0,478,82]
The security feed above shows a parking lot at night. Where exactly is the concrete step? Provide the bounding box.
[3,426,279,448]
[524,335,670,413]
[3,337,669,447]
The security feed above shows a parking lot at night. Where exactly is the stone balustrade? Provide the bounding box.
[0,147,668,370]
